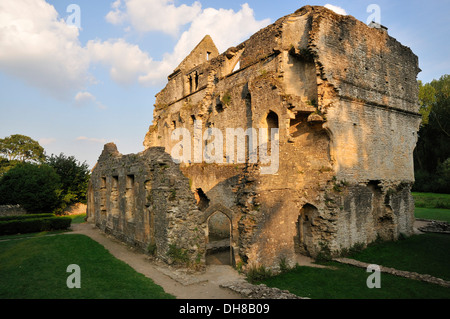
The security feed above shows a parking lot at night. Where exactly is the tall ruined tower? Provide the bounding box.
[88,6,421,270]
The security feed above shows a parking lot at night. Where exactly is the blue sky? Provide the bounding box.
[1,0,449,168]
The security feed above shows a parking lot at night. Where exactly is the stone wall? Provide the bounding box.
[87,144,206,267]
[0,205,27,217]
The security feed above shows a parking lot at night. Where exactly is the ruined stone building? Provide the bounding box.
[87,6,422,270]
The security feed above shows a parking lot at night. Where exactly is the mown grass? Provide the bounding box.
[69,213,86,224]
[347,233,450,281]
[415,207,450,222]
[412,192,450,209]
[0,213,86,241]
[0,234,174,299]
[258,233,450,298]
[413,192,450,222]
[260,262,450,299]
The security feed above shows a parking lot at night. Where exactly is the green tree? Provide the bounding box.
[414,75,450,193]
[0,134,45,163]
[46,153,90,212]
[0,158,19,176]
[418,80,436,126]
[0,163,62,214]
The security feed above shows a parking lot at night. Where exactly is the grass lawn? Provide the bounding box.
[259,233,450,299]
[415,207,450,222]
[260,262,450,299]
[347,233,450,281]
[412,192,450,209]
[413,192,450,222]
[0,234,174,299]
[69,213,86,224]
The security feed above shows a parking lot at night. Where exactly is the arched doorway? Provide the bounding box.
[206,211,232,265]
[295,204,318,256]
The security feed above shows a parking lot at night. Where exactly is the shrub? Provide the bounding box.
[246,264,273,283]
[279,257,291,273]
[147,243,157,256]
[315,242,332,263]
[0,213,55,222]
[46,153,90,212]
[0,163,62,214]
[0,216,71,236]
[167,244,190,264]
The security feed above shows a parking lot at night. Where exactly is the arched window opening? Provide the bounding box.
[266,111,279,132]
[265,111,279,152]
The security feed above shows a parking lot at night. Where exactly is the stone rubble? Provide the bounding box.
[417,220,450,234]
[220,281,307,299]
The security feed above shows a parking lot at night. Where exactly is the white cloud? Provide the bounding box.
[138,4,271,85]
[75,91,96,103]
[39,137,56,146]
[105,0,127,25]
[87,38,154,86]
[74,91,106,109]
[324,4,347,16]
[76,136,107,144]
[106,0,202,36]
[0,0,271,98]
[0,0,90,99]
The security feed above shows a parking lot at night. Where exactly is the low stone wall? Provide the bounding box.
[220,282,305,299]
[334,257,450,288]
[417,219,450,234]
[0,205,27,217]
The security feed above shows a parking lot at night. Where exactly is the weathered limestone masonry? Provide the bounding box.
[0,205,27,217]
[87,143,206,266]
[87,6,422,271]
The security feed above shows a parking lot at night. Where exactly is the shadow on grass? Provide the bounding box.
[258,233,450,299]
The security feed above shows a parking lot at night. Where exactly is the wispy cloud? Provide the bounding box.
[39,137,56,146]
[74,91,107,109]
[87,39,154,86]
[324,4,347,15]
[105,0,202,36]
[76,136,107,144]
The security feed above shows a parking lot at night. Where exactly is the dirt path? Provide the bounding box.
[69,222,245,299]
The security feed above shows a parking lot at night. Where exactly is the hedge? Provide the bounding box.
[0,213,55,222]
[0,217,72,236]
